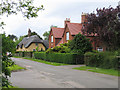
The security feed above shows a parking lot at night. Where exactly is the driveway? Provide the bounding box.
[9,57,118,88]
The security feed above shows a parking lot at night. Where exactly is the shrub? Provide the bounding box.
[69,33,92,54]
[34,52,84,64]
[46,46,71,53]
[84,51,119,69]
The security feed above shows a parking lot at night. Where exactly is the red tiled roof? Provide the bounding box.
[51,27,64,38]
[67,23,82,35]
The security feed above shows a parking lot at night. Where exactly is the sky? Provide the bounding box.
[0,0,119,39]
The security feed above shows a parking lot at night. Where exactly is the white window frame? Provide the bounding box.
[51,35,53,42]
[66,32,69,40]
[97,47,103,52]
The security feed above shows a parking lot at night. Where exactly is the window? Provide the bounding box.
[33,49,36,51]
[97,47,103,52]
[51,35,53,42]
[66,32,69,40]
[35,43,38,46]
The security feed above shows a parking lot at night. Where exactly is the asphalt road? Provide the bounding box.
[9,57,118,88]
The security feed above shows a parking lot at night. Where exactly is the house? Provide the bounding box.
[16,29,49,51]
[49,13,106,51]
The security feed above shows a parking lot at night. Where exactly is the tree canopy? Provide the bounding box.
[0,0,43,87]
[24,31,42,39]
[43,31,50,40]
[82,6,120,50]
[0,0,44,28]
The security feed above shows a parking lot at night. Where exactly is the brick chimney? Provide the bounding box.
[81,12,87,24]
[28,28,31,37]
[64,18,70,26]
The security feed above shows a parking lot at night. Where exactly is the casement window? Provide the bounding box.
[35,43,38,46]
[33,49,36,51]
[97,47,103,52]
[51,35,53,42]
[66,32,69,40]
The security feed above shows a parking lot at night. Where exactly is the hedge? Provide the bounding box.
[14,51,33,58]
[84,51,119,69]
[34,52,84,64]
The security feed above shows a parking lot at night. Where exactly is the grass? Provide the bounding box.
[2,85,25,90]
[13,56,69,66]
[73,66,120,76]
[8,64,26,72]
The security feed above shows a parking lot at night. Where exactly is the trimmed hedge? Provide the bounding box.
[34,52,84,64]
[84,51,119,69]
[14,51,33,58]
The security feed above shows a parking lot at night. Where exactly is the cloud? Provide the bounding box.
[1,0,119,39]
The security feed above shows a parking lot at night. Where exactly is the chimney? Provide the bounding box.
[64,18,70,26]
[28,28,31,37]
[81,12,87,24]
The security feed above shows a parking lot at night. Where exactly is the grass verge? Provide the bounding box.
[8,64,26,72]
[13,56,69,66]
[73,66,120,76]
[2,85,25,90]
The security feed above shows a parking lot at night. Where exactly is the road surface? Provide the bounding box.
[9,57,118,88]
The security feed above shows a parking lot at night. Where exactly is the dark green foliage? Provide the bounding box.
[69,33,92,54]
[2,34,16,55]
[43,31,50,40]
[1,34,15,87]
[14,51,33,58]
[84,51,119,69]
[82,6,120,50]
[34,52,84,64]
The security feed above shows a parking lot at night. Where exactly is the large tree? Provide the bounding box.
[0,0,44,87]
[82,6,120,50]
[0,0,43,28]
[43,31,50,40]
[1,33,16,87]
[24,31,42,39]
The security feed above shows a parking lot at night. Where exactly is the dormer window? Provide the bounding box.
[51,35,53,42]
[66,32,69,40]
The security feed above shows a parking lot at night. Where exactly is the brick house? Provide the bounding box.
[49,13,106,51]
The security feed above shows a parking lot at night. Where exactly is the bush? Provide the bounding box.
[46,46,71,53]
[69,33,92,54]
[84,51,119,69]
[34,52,84,64]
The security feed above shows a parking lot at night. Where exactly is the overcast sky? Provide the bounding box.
[0,0,119,39]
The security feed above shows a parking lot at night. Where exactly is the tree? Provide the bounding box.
[0,0,44,87]
[82,6,120,50]
[15,36,24,46]
[1,33,16,87]
[0,0,44,28]
[8,34,18,41]
[24,31,42,39]
[43,31,50,40]
[69,33,92,54]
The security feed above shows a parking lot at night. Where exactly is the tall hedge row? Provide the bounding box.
[14,51,33,58]
[84,51,119,69]
[34,52,84,64]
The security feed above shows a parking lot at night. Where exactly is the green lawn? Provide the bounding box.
[13,56,69,66]
[2,85,24,90]
[73,66,120,76]
[8,64,26,72]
